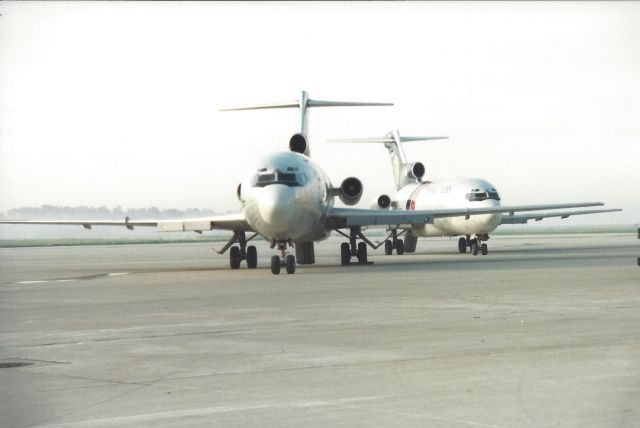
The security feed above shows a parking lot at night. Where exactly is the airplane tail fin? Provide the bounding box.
[220,91,392,156]
[328,130,448,189]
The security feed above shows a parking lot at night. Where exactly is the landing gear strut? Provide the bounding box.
[270,240,296,275]
[222,231,259,269]
[337,227,376,266]
[384,229,405,255]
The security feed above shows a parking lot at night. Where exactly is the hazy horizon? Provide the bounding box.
[1,2,638,227]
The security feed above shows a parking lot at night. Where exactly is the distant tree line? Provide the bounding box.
[1,205,217,220]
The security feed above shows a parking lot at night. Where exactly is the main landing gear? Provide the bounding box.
[270,240,296,275]
[384,229,405,255]
[225,231,259,269]
[337,227,376,266]
[458,234,489,256]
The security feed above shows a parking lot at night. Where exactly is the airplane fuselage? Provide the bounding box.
[240,151,334,242]
[393,178,502,237]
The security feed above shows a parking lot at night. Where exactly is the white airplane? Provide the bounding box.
[330,130,621,256]
[0,92,618,274]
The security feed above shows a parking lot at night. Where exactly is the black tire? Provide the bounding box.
[396,239,405,255]
[246,245,257,268]
[481,243,488,256]
[471,241,479,256]
[384,239,393,255]
[340,242,351,265]
[357,242,368,264]
[270,255,281,274]
[458,237,467,254]
[230,246,241,269]
[285,255,296,274]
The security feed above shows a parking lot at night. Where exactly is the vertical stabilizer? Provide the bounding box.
[328,131,448,189]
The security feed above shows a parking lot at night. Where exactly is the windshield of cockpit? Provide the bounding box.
[252,168,307,187]
[465,188,500,201]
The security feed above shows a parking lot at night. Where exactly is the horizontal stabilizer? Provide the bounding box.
[219,91,393,154]
[328,136,448,144]
[219,101,300,111]
[307,100,393,108]
[220,99,393,112]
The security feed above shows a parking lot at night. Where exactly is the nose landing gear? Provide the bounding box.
[459,234,489,256]
[270,241,296,274]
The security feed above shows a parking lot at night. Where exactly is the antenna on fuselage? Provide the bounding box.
[328,130,448,189]
[220,91,393,156]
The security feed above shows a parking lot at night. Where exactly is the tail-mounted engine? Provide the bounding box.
[236,183,243,202]
[370,194,391,210]
[401,161,425,181]
[289,133,309,156]
[332,177,363,206]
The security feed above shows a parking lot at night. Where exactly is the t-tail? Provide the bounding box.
[328,130,448,189]
[220,91,393,156]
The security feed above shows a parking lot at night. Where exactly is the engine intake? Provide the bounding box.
[337,177,363,206]
[403,161,425,180]
[289,133,309,155]
[370,194,391,209]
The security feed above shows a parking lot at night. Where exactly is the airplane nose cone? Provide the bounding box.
[258,185,295,227]
[479,200,502,229]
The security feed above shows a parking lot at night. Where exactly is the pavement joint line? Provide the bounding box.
[34,396,387,427]
[153,340,635,383]
[16,272,130,284]
[27,329,251,347]
[343,403,509,428]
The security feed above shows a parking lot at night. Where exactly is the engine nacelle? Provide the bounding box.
[236,183,242,202]
[402,161,425,180]
[289,133,309,156]
[370,194,391,210]
[336,177,363,206]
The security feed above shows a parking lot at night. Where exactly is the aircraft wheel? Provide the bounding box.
[246,245,257,268]
[481,243,488,256]
[396,239,405,255]
[285,255,296,274]
[458,237,467,254]
[340,242,351,265]
[270,255,281,274]
[471,241,479,256]
[230,246,241,269]
[384,240,393,255]
[357,242,368,264]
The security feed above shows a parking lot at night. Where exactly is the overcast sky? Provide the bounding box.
[0,1,638,225]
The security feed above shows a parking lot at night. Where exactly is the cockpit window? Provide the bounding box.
[252,169,305,187]
[466,189,501,201]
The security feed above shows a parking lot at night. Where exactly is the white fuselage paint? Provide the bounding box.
[393,178,502,237]
[237,152,501,242]
[240,152,333,242]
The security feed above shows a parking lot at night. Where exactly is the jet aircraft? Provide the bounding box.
[330,130,621,256]
[0,92,618,273]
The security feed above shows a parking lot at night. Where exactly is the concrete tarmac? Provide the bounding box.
[0,234,638,427]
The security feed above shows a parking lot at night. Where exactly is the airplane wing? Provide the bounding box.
[327,202,614,228]
[499,208,622,224]
[0,213,253,233]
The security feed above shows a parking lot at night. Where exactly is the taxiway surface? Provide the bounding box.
[1,234,638,427]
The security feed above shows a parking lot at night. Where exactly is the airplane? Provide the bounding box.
[329,130,622,256]
[0,92,618,274]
